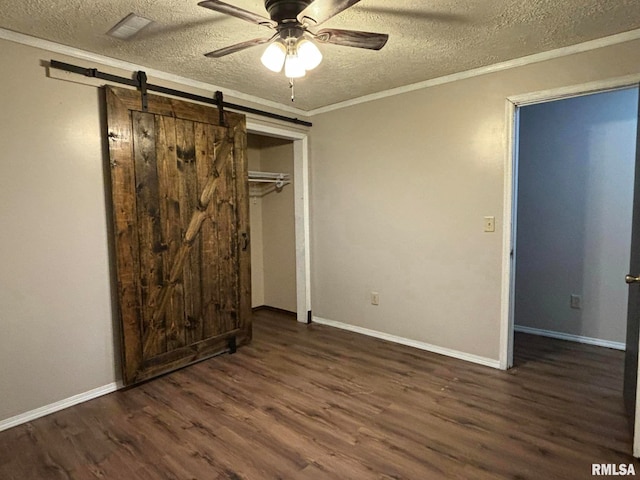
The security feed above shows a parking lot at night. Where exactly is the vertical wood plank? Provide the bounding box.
[226,128,240,334]
[176,119,203,347]
[155,115,186,353]
[132,111,166,358]
[214,128,235,336]
[203,130,226,339]
[196,123,219,342]
[105,88,142,385]
[233,119,252,343]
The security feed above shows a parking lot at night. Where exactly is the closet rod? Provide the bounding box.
[249,172,290,190]
[249,179,291,183]
[248,171,290,179]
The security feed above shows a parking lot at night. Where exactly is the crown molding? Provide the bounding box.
[307,28,640,116]
[0,28,309,117]
[3,26,640,118]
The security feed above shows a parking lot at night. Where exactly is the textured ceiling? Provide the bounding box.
[1,0,640,111]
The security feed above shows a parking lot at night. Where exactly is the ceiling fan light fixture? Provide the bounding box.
[261,41,287,72]
[297,38,322,70]
[284,54,306,79]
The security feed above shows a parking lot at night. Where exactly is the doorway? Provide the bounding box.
[502,83,640,453]
[246,120,311,324]
[514,89,637,350]
[248,133,297,315]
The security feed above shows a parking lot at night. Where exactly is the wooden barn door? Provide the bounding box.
[105,86,251,385]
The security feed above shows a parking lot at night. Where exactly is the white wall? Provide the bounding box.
[310,38,640,362]
[515,88,638,343]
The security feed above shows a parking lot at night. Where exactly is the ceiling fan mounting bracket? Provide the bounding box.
[264,0,313,23]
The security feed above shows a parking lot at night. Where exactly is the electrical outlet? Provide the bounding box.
[484,216,495,233]
[570,294,582,309]
[371,292,380,306]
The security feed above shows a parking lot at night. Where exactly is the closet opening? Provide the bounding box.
[248,133,297,319]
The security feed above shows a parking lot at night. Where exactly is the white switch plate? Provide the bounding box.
[484,216,495,233]
[371,292,380,306]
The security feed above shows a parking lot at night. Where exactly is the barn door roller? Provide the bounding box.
[215,90,225,126]
[136,71,148,111]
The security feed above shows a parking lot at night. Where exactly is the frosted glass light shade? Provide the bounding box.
[284,54,306,78]
[297,39,322,70]
[261,42,286,72]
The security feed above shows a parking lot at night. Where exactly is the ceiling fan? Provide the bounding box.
[198,0,389,79]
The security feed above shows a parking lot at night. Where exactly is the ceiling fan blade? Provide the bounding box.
[205,37,273,58]
[315,28,388,50]
[297,0,362,26]
[198,0,277,28]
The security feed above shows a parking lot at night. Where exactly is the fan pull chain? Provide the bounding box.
[289,78,295,102]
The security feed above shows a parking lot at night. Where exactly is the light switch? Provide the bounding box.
[484,216,495,233]
[371,292,380,306]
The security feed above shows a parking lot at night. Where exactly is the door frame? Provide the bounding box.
[499,74,640,455]
[246,119,311,324]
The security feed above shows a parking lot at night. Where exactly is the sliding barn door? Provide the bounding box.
[105,86,251,385]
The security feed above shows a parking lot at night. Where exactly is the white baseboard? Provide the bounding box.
[0,382,122,432]
[312,316,501,369]
[514,325,625,351]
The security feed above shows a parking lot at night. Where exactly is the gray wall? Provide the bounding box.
[515,88,638,343]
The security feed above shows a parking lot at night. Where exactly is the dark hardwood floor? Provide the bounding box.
[1,310,638,479]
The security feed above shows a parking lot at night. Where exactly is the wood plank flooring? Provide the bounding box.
[1,310,638,479]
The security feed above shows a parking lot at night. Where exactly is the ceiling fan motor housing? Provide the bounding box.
[264,0,313,23]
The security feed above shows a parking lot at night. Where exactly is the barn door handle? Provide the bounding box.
[241,232,249,251]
